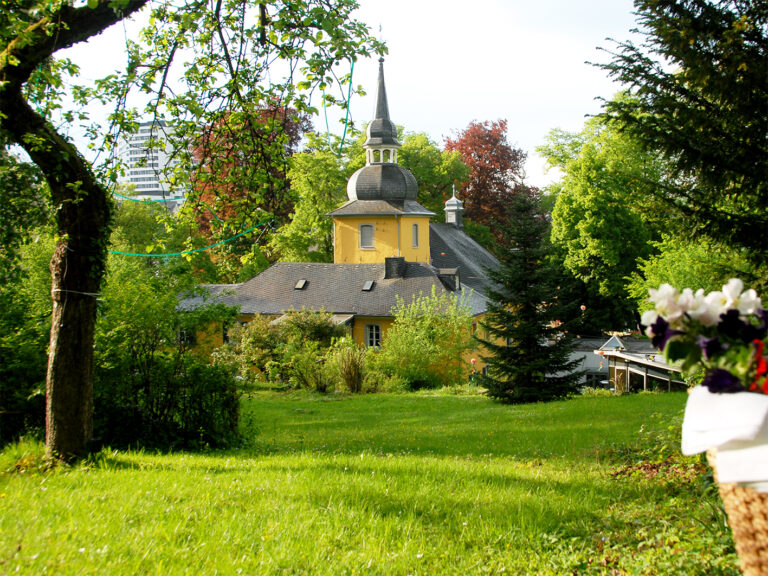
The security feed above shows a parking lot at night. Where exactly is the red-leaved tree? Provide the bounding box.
[444,119,531,233]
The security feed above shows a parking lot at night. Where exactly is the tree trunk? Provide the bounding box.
[1,94,112,460]
[0,0,148,460]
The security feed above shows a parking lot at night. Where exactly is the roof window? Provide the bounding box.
[362,280,375,292]
[294,279,308,290]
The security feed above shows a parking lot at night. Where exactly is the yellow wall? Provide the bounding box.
[350,316,394,345]
[333,215,431,264]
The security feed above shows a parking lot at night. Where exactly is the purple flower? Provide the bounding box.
[648,316,681,350]
[701,369,745,393]
[697,335,723,360]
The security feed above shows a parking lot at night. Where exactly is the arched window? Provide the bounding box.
[412,223,419,248]
[359,224,374,249]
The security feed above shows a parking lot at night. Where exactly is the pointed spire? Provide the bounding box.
[364,57,400,157]
[374,57,391,123]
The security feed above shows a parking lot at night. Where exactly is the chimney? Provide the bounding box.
[384,256,407,279]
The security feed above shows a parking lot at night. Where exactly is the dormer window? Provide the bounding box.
[359,224,374,249]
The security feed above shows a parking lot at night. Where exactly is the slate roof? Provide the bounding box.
[328,198,434,217]
[181,261,489,318]
[429,223,499,294]
[345,163,419,202]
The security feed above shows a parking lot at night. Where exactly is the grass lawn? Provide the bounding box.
[1,392,739,575]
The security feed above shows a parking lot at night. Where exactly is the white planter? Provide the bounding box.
[681,385,768,491]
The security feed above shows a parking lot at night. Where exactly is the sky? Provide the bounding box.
[63,0,641,188]
[341,0,640,186]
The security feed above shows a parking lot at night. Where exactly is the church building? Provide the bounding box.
[189,60,498,357]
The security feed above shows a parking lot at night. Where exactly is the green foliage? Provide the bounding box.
[221,309,346,390]
[479,192,583,403]
[94,353,239,449]
[369,287,474,390]
[628,234,763,311]
[325,337,366,393]
[270,145,347,262]
[0,148,49,283]
[0,231,55,444]
[91,201,240,448]
[539,117,663,329]
[397,132,469,216]
[598,0,768,262]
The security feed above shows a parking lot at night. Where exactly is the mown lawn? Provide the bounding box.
[1,392,738,575]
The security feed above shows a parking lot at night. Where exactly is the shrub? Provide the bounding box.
[94,353,239,449]
[372,288,474,390]
[580,386,614,398]
[326,338,366,393]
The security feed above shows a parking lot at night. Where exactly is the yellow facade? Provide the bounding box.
[333,215,431,264]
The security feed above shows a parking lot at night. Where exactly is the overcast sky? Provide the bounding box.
[343,0,640,186]
[64,0,640,188]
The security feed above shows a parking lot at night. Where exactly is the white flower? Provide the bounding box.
[687,288,722,327]
[722,278,744,307]
[738,288,762,315]
[641,309,659,337]
[718,278,762,316]
[649,284,685,323]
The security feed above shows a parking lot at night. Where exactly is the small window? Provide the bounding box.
[412,223,419,248]
[294,279,308,290]
[359,224,374,249]
[362,280,375,292]
[365,324,382,348]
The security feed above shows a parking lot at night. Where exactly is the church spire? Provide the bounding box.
[364,58,400,164]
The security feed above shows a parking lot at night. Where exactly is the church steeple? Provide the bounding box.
[364,58,400,165]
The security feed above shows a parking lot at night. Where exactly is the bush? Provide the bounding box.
[222,309,346,390]
[371,288,474,390]
[326,338,366,393]
[580,386,614,398]
[94,353,239,449]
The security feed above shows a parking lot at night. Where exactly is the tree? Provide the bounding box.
[0,0,382,459]
[444,119,528,236]
[598,0,768,261]
[398,132,468,216]
[539,117,664,330]
[187,105,312,280]
[627,234,764,312]
[478,193,582,404]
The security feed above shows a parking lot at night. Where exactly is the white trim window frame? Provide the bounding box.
[365,323,382,348]
[359,223,374,249]
[412,222,419,248]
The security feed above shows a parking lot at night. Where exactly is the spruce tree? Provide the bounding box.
[478,192,583,403]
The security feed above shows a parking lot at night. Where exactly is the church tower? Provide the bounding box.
[329,59,434,265]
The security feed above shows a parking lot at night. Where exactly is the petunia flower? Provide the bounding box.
[701,369,745,393]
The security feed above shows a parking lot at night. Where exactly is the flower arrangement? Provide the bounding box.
[642,278,768,395]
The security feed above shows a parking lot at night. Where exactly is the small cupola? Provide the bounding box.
[445,186,464,228]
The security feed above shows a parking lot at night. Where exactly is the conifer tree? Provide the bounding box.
[478,192,583,403]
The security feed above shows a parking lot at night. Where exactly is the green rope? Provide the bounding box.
[321,60,355,157]
[113,191,183,203]
[108,220,271,258]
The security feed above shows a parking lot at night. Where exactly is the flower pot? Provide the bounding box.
[707,449,768,576]
[682,386,768,575]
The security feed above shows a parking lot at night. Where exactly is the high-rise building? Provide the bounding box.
[117,121,185,209]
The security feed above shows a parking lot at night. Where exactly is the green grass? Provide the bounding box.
[1,392,738,575]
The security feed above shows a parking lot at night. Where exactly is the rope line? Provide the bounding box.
[108,220,272,258]
[321,60,355,156]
